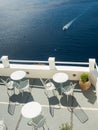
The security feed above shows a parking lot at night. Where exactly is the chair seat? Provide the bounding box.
[46,82,55,90]
[16,79,29,90]
[7,81,15,89]
[62,85,74,95]
[61,83,76,96]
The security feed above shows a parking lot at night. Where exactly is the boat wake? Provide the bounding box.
[62,7,91,30]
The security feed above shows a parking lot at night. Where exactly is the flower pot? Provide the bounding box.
[79,80,91,91]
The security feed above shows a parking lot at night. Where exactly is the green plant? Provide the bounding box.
[59,122,72,130]
[80,73,89,83]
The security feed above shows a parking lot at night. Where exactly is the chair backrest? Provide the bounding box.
[70,82,77,89]
[29,115,46,128]
[0,120,7,130]
[40,78,50,89]
[0,78,15,97]
[0,78,14,89]
[36,116,46,128]
[40,78,51,86]
[0,78,8,86]
[40,78,45,87]
[62,82,77,95]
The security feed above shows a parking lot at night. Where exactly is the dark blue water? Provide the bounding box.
[0,0,98,62]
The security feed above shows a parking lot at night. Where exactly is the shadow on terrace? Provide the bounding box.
[0,77,98,130]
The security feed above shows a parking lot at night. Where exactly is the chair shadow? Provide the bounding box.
[48,96,60,117]
[8,102,16,115]
[60,95,88,123]
[82,86,96,104]
[9,92,34,103]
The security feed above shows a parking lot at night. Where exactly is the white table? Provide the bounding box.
[10,70,26,81]
[53,72,69,94]
[21,101,42,119]
[53,72,69,83]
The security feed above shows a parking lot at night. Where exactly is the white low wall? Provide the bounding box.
[0,63,89,80]
[0,56,97,82]
[89,70,98,86]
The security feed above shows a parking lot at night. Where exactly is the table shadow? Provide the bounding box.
[45,94,60,117]
[8,92,34,115]
[9,92,34,103]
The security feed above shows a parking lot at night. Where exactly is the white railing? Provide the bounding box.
[8,60,89,66]
[0,56,91,80]
[94,62,98,103]
[0,56,89,66]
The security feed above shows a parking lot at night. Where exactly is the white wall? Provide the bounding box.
[0,63,89,80]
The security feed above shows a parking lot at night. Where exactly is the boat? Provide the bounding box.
[0,55,98,130]
[63,20,74,30]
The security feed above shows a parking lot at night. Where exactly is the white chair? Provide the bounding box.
[16,79,30,95]
[61,82,76,105]
[40,78,56,96]
[40,78,60,116]
[27,114,49,130]
[0,78,16,97]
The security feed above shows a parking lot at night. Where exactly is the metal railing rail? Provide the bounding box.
[0,59,89,66]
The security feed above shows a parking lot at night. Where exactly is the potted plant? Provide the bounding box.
[59,122,72,130]
[79,73,91,91]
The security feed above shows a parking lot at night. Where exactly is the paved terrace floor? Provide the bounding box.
[0,78,98,130]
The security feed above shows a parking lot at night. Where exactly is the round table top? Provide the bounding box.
[21,102,42,118]
[10,70,26,81]
[53,72,69,83]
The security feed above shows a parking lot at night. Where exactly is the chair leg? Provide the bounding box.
[21,90,24,96]
[57,101,61,109]
[67,94,74,112]
[19,89,24,96]
[66,95,69,106]
[52,89,56,96]
[43,126,45,130]
[28,87,31,93]
[44,90,49,98]
[67,95,72,112]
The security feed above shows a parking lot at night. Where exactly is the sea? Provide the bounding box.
[0,0,98,63]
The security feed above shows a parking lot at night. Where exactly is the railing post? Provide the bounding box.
[48,57,55,69]
[96,78,98,103]
[1,56,10,68]
[89,58,96,71]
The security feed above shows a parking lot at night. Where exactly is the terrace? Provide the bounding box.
[0,56,98,130]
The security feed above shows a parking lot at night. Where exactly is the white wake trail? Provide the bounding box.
[62,8,90,30]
